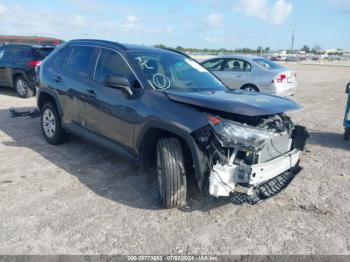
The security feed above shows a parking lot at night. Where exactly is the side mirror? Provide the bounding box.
[346,83,350,94]
[103,75,133,96]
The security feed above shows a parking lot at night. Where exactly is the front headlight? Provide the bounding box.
[208,115,273,151]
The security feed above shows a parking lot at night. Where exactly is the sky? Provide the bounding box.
[0,0,349,50]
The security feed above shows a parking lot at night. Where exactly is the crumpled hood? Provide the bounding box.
[164,89,300,116]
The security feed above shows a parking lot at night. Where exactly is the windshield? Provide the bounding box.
[130,51,226,91]
[252,58,283,70]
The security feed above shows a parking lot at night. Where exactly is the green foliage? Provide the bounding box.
[153,44,271,55]
[301,45,310,53]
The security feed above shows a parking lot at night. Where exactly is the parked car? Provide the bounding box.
[0,44,54,98]
[37,40,308,209]
[201,55,298,97]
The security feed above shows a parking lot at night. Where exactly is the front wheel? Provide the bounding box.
[156,137,187,209]
[15,76,34,98]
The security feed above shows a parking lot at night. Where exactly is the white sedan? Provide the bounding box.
[201,55,297,97]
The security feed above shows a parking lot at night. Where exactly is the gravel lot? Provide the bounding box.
[0,64,349,255]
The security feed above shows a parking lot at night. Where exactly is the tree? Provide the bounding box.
[311,44,322,54]
[301,45,310,53]
[176,46,185,51]
[154,44,167,49]
[256,46,263,54]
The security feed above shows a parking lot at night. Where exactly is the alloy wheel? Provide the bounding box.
[16,79,28,96]
[42,109,56,138]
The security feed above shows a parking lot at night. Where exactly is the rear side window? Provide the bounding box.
[4,47,32,63]
[94,49,131,82]
[32,48,54,60]
[65,46,96,77]
[50,46,71,70]
[252,58,282,70]
[202,59,224,71]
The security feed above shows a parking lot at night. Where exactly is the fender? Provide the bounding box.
[37,87,64,117]
[136,119,209,190]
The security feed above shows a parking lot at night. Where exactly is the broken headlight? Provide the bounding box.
[208,115,273,151]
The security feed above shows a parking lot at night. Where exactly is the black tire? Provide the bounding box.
[40,102,68,145]
[156,137,187,209]
[14,76,34,98]
[241,84,259,92]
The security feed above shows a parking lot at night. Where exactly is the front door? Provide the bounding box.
[84,48,138,149]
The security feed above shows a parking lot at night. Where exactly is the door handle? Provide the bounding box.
[86,89,97,98]
[52,75,62,83]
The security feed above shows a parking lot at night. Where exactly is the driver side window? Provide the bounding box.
[94,49,132,82]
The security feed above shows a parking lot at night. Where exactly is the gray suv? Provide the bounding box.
[37,39,308,209]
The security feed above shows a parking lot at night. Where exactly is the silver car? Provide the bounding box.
[201,55,297,96]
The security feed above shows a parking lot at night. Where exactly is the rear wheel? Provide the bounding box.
[15,76,34,98]
[40,102,68,145]
[156,137,187,209]
[241,84,259,92]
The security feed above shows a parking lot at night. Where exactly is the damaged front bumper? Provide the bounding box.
[192,114,308,203]
[209,149,301,198]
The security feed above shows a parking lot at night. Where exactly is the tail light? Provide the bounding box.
[27,60,41,67]
[272,73,287,83]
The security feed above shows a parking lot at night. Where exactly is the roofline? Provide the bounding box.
[160,47,192,59]
[1,43,55,48]
[69,39,127,50]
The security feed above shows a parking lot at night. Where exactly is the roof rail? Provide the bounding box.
[160,47,192,59]
[69,39,127,50]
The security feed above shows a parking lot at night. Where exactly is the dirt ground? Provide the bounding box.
[0,64,349,255]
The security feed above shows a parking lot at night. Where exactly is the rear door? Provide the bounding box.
[45,45,98,127]
[61,46,98,127]
[216,58,252,89]
[84,48,138,149]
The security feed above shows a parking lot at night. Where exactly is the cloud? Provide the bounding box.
[0,4,7,16]
[0,3,174,43]
[234,0,293,25]
[205,35,222,43]
[206,13,224,28]
[120,15,140,31]
[327,0,350,12]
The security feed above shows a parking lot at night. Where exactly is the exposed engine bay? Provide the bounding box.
[193,112,308,201]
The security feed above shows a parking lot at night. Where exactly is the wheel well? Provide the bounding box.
[38,92,56,111]
[140,128,193,173]
[12,73,24,84]
[241,83,259,91]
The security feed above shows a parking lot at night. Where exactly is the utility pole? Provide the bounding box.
[260,36,263,57]
[291,28,295,53]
